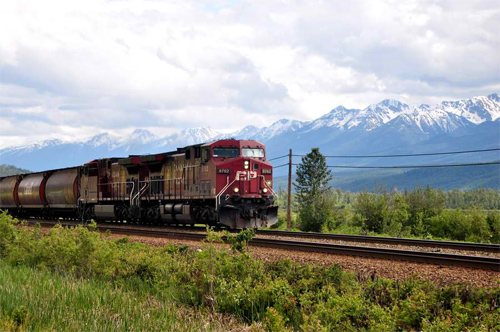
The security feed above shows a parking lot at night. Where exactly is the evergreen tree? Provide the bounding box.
[294,148,333,231]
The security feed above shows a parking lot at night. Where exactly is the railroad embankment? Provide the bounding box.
[2,213,500,331]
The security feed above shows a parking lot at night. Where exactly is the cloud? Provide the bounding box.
[0,0,498,148]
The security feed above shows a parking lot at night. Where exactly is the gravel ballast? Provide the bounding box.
[108,234,500,288]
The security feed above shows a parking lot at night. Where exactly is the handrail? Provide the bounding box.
[259,175,278,198]
[216,176,235,209]
[132,182,149,205]
[129,181,135,202]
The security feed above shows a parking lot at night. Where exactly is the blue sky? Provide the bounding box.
[0,0,499,148]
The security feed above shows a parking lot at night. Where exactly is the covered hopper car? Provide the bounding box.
[0,139,278,229]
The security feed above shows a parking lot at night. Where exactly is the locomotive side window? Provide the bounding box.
[213,148,239,158]
[242,148,265,158]
[202,149,210,162]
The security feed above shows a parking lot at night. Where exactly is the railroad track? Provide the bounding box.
[89,224,498,252]
[29,219,498,252]
[257,229,500,253]
[24,220,500,271]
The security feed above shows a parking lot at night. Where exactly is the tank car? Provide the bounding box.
[0,139,278,229]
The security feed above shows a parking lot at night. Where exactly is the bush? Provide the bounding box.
[353,192,387,233]
[486,213,500,244]
[427,209,494,242]
[298,192,335,232]
[321,187,500,243]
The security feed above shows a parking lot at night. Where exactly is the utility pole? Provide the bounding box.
[287,149,292,229]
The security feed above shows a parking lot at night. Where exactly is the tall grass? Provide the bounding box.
[0,260,245,332]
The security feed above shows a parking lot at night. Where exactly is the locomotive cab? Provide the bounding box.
[209,140,278,228]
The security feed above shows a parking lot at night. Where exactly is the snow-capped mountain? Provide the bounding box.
[223,94,499,141]
[87,133,121,149]
[126,129,158,145]
[182,127,221,145]
[219,119,305,142]
[0,127,221,171]
[438,94,500,124]
[394,106,473,135]
[1,94,498,172]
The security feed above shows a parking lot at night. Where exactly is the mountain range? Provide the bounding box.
[1,94,499,189]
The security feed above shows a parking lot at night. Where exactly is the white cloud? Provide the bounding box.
[0,0,498,148]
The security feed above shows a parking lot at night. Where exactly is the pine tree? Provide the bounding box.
[294,148,333,231]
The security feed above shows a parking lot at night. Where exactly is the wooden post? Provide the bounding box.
[287,149,292,229]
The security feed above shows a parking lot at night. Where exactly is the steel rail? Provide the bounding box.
[256,230,500,252]
[25,220,500,271]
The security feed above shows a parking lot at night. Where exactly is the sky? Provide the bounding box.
[0,0,499,148]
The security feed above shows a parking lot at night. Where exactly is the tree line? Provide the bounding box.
[275,149,500,244]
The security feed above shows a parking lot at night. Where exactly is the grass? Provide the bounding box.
[0,260,246,332]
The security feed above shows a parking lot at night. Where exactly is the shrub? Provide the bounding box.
[224,228,255,253]
[353,192,387,233]
[486,213,500,243]
[427,209,494,242]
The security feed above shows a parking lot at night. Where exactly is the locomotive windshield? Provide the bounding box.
[213,147,239,158]
[242,148,265,158]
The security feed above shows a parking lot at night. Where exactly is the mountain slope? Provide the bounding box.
[0,165,31,177]
[1,94,499,179]
[273,164,500,192]
[0,127,221,171]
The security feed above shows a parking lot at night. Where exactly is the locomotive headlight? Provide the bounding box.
[263,188,268,193]
[233,187,239,193]
[244,160,249,169]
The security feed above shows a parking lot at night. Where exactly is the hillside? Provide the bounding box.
[1,94,498,173]
[0,164,31,177]
[274,164,500,192]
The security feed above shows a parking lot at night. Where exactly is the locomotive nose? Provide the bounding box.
[231,159,263,196]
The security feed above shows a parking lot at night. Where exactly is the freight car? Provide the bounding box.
[0,139,278,229]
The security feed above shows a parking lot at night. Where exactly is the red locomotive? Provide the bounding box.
[0,139,278,228]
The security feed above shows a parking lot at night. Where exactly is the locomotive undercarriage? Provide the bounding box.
[77,197,277,228]
[6,207,79,220]
[5,197,278,229]
[219,197,278,229]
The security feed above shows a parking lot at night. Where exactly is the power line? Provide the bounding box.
[273,163,289,168]
[292,148,500,159]
[268,154,289,161]
[286,161,500,169]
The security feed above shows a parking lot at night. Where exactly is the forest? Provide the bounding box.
[275,186,500,244]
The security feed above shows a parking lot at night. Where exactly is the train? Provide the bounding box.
[0,139,278,229]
